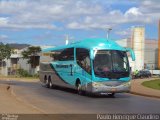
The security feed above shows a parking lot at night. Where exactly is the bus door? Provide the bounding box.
[76,48,92,85]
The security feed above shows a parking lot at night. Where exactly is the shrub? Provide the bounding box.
[17,69,32,77]
[32,73,39,78]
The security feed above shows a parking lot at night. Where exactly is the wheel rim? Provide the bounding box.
[49,81,52,88]
[45,79,49,88]
[46,79,49,85]
[78,84,81,90]
[77,83,82,94]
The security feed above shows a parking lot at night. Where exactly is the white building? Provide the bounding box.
[116,27,158,71]
[0,45,54,76]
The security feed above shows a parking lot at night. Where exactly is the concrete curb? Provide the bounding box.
[130,91,160,99]
[0,83,46,114]
[130,78,160,99]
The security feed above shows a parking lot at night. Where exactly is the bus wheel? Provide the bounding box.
[77,82,84,95]
[49,80,53,89]
[45,79,49,88]
[48,76,54,89]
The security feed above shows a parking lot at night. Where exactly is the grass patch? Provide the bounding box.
[142,79,160,90]
[0,75,38,80]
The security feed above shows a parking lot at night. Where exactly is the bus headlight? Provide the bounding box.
[122,81,131,86]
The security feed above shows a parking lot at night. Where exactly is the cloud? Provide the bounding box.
[0,34,8,39]
[0,16,57,30]
[1,23,57,30]
[141,0,160,12]
[0,34,9,43]
[125,7,142,17]
[0,0,105,30]
[67,22,85,29]
[0,0,62,29]
[0,0,160,31]
[139,0,160,23]
[116,28,132,37]
[66,0,160,30]
[0,17,9,25]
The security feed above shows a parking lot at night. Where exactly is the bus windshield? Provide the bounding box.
[94,50,129,79]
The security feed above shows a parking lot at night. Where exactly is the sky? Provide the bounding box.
[0,0,160,46]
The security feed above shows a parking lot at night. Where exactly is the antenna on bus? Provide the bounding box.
[65,34,69,45]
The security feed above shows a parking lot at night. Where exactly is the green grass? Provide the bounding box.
[142,79,160,90]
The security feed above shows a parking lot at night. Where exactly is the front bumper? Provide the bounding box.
[86,81,131,93]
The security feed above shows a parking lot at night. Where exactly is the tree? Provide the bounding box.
[0,43,12,75]
[22,46,41,68]
[0,43,12,60]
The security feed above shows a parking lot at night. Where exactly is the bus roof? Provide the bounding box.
[42,38,126,52]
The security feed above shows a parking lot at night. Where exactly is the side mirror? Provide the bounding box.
[126,48,135,61]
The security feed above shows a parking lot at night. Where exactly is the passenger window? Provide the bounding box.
[50,50,61,61]
[59,48,74,61]
[76,48,91,74]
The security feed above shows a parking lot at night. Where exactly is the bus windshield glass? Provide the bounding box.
[94,50,129,78]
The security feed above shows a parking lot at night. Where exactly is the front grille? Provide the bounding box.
[103,81,124,87]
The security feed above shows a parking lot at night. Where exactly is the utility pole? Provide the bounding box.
[106,28,112,39]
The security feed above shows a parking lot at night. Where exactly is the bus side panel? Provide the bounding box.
[52,61,76,86]
[39,63,53,84]
[39,62,76,89]
[39,71,45,83]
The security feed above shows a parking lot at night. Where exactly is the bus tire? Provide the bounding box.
[77,83,83,95]
[48,76,54,89]
[76,80,85,95]
[44,75,49,88]
[45,79,49,88]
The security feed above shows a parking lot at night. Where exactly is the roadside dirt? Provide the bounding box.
[0,84,40,114]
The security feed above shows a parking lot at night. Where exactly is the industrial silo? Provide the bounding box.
[158,20,160,69]
[132,26,145,70]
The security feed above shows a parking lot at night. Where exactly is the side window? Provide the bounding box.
[76,48,91,74]
[59,48,74,61]
[50,51,61,61]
